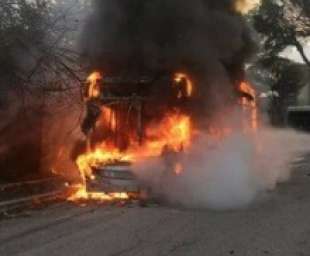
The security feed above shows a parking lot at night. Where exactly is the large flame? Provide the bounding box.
[77,110,191,179]
[69,71,258,203]
[69,109,192,202]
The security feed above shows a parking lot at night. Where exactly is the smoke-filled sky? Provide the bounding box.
[79,0,260,116]
[80,0,257,72]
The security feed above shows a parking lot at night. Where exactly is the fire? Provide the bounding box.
[174,73,193,98]
[76,143,133,181]
[67,142,130,202]
[239,81,255,102]
[143,111,192,155]
[238,81,258,131]
[100,106,117,131]
[86,71,102,99]
[68,184,129,202]
[78,110,191,173]
[69,110,192,202]
[69,70,258,204]
[174,163,183,176]
[234,0,261,15]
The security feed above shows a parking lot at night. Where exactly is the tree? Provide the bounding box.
[0,0,84,100]
[253,0,310,67]
[0,0,87,181]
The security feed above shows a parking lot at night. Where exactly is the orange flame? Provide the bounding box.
[68,184,129,202]
[77,110,191,176]
[69,72,258,203]
[174,73,193,98]
[239,81,258,131]
[100,106,117,131]
[69,110,192,202]
[234,0,261,15]
[86,71,102,99]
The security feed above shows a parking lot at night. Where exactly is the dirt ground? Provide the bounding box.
[0,158,310,256]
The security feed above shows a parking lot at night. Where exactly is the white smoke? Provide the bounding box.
[133,127,310,210]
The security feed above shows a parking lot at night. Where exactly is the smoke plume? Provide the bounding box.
[133,125,310,210]
[77,0,305,210]
[80,0,257,116]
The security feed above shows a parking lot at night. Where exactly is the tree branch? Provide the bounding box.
[294,39,310,67]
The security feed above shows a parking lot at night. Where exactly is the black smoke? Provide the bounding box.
[80,0,256,127]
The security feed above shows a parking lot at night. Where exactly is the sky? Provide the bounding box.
[280,40,310,65]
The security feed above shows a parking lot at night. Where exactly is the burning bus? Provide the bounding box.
[67,0,260,202]
[68,70,257,202]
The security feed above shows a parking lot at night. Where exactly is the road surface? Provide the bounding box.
[1,161,310,256]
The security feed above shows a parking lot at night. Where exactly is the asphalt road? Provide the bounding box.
[1,160,310,256]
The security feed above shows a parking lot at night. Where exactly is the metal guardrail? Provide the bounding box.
[0,178,71,214]
[0,190,63,210]
[0,178,59,191]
